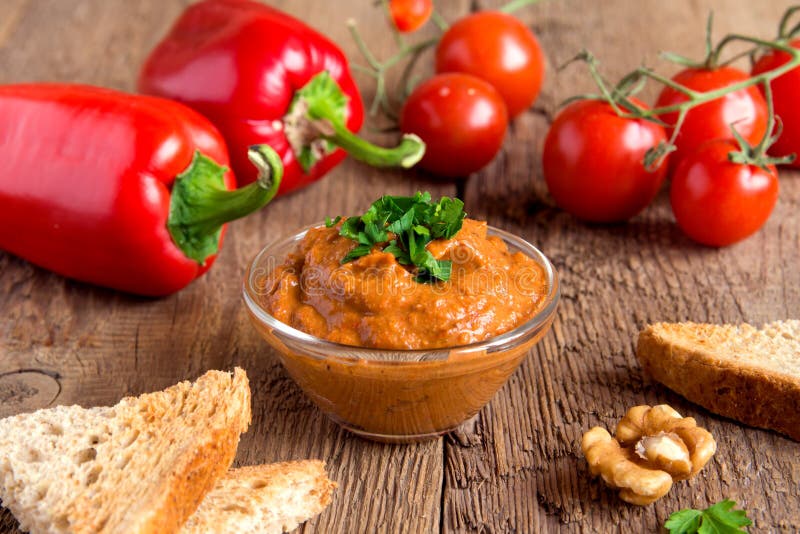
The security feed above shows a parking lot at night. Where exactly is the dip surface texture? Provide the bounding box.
[265,219,548,349]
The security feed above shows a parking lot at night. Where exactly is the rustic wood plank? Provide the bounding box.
[0,0,28,50]
[0,1,456,533]
[2,0,800,533]
[447,0,800,532]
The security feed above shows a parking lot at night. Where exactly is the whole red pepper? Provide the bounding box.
[138,0,423,195]
[0,84,282,296]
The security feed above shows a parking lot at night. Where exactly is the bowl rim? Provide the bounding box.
[242,221,560,358]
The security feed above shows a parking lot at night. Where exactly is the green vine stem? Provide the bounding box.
[573,23,800,168]
[664,8,800,69]
[499,0,546,14]
[585,36,800,121]
[778,6,800,39]
[660,13,718,69]
[431,9,449,31]
[728,81,796,169]
[349,0,547,121]
[348,18,437,118]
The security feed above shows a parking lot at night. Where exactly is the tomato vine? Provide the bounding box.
[348,0,545,121]
[567,7,800,169]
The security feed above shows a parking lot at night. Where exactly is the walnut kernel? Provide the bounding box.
[581,404,716,505]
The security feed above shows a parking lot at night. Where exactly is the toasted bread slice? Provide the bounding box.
[637,321,800,441]
[182,461,336,534]
[0,368,251,534]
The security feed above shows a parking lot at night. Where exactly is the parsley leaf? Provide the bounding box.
[324,215,341,228]
[341,244,373,263]
[387,209,414,235]
[339,217,361,241]
[665,510,703,534]
[326,192,466,282]
[384,241,411,265]
[416,254,451,282]
[430,197,466,239]
[701,500,752,533]
[665,500,751,534]
[364,222,388,244]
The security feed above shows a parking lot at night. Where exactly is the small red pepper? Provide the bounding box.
[0,84,282,296]
[138,0,423,195]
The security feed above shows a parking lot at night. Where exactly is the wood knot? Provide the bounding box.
[0,369,61,417]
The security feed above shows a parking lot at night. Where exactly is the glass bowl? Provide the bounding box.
[243,222,560,443]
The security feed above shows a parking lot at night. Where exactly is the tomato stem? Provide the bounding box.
[351,0,543,127]
[659,51,702,68]
[570,8,800,169]
[638,69,699,98]
[753,81,775,157]
[499,0,546,15]
[580,36,800,120]
[430,9,449,31]
[728,81,796,169]
[379,0,408,49]
[385,37,439,69]
[573,50,644,118]
[644,108,685,169]
[703,12,717,69]
[660,12,719,70]
[348,18,437,119]
[348,18,383,71]
[778,6,800,39]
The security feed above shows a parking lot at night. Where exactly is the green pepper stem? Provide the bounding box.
[287,71,426,170]
[321,119,425,168]
[168,146,283,264]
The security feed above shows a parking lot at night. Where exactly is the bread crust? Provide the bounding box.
[144,425,244,534]
[76,368,251,534]
[637,324,800,441]
[181,460,336,534]
[0,368,252,534]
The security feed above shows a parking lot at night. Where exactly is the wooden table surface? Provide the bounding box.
[1,0,798,532]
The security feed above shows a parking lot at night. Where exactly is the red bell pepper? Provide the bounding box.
[0,84,283,296]
[138,0,423,195]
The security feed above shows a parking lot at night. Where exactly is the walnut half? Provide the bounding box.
[581,404,716,505]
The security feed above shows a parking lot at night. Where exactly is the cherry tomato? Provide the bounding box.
[542,99,669,222]
[400,73,508,177]
[389,0,433,33]
[656,67,768,166]
[670,140,779,247]
[435,11,544,118]
[751,38,800,167]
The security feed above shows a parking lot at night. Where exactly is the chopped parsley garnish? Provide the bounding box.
[327,192,466,282]
[664,500,752,534]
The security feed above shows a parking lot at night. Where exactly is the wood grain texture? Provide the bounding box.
[1,0,799,533]
[446,1,800,532]
[0,1,452,533]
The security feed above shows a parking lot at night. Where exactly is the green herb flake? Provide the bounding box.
[339,217,361,241]
[430,197,466,239]
[664,500,751,534]
[342,244,373,263]
[364,222,388,244]
[329,192,467,282]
